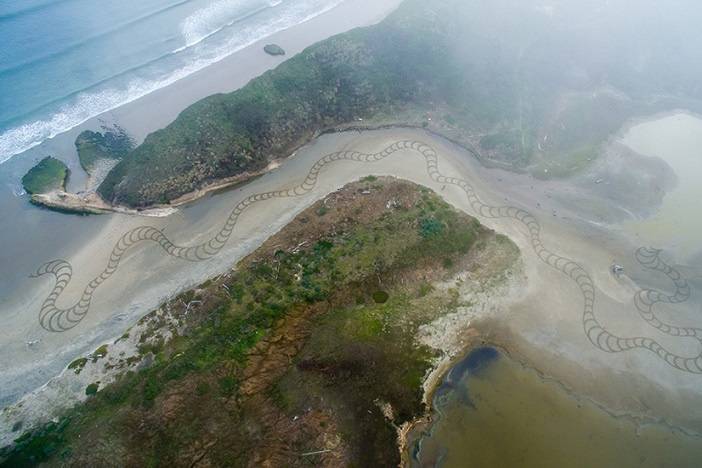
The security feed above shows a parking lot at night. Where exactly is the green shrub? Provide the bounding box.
[219,376,238,397]
[418,283,434,297]
[75,126,133,171]
[21,157,69,194]
[142,376,162,404]
[372,291,390,304]
[91,345,108,362]
[0,418,71,466]
[196,381,210,396]
[419,217,444,238]
[67,357,88,375]
[85,383,99,396]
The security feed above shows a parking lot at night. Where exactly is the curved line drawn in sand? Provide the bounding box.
[31,141,701,373]
[634,248,700,340]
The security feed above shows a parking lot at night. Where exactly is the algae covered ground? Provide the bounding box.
[20,126,131,200]
[74,126,133,173]
[1,177,517,467]
[20,157,69,195]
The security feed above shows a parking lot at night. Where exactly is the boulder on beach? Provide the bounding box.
[263,43,285,56]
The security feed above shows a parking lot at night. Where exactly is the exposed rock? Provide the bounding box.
[75,125,133,173]
[21,157,69,195]
[264,43,286,56]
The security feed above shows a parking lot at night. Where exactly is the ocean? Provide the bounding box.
[0,0,343,164]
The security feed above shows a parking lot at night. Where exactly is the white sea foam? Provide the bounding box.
[0,0,343,165]
[181,0,279,48]
[10,184,26,197]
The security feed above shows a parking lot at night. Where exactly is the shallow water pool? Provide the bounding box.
[412,347,702,468]
[619,113,702,260]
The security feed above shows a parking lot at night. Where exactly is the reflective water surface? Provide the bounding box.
[412,347,702,468]
[620,113,702,260]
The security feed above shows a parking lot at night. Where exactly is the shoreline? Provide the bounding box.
[0,0,404,188]
[16,0,407,216]
[2,1,701,461]
[1,175,517,460]
[36,103,682,217]
[28,119,494,216]
[400,334,702,466]
[0,0,404,167]
[28,158,284,216]
[0,0,405,414]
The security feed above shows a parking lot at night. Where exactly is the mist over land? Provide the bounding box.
[94,0,702,207]
[2,0,702,466]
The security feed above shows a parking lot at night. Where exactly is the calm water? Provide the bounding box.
[0,0,343,163]
[412,347,702,467]
[620,113,702,260]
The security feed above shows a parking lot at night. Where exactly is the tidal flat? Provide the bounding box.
[619,112,702,260]
[412,347,702,468]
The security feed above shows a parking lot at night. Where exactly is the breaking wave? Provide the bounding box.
[180,0,283,49]
[0,0,343,165]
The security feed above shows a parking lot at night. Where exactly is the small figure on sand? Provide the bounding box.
[611,263,625,276]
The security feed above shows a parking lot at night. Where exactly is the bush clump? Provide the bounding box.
[21,157,69,194]
[67,357,88,375]
[85,383,99,396]
[419,217,444,238]
[372,291,390,304]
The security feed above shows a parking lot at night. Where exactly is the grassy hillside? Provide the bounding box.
[21,157,69,195]
[1,179,518,466]
[98,0,702,207]
[98,10,453,206]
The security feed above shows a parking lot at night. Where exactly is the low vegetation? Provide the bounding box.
[90,345,108,363]
[21,157,69,195]
[1,178,518,466]
[98,8,451,206]
[66,358,87,376]
[97,0,702,207]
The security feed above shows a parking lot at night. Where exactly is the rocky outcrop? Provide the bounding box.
[21,156,69,195]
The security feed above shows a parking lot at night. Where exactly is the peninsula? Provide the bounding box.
[1,178,518,466]
[25,0,699,213]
